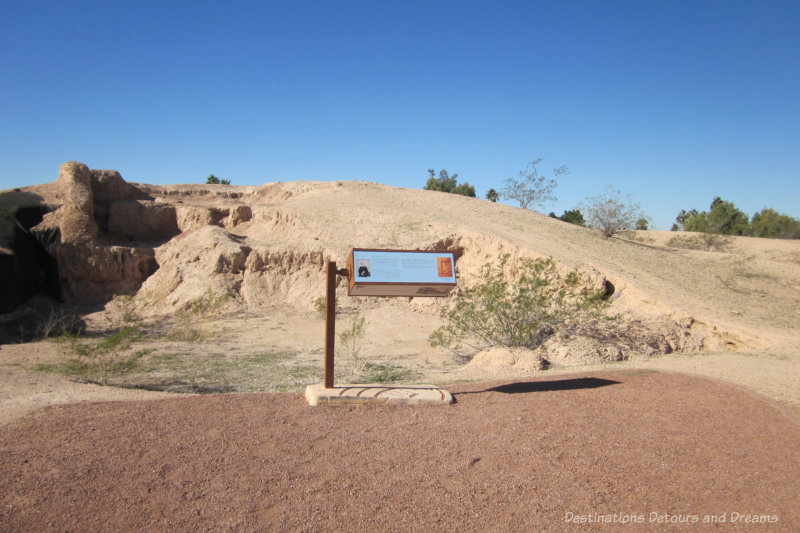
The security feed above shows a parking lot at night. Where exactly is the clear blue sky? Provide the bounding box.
[2,0,798,230]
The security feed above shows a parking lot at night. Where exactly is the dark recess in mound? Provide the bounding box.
[0,199,62,315]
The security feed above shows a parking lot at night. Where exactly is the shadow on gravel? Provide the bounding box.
[126,381,236,394]
[462,377,621,396]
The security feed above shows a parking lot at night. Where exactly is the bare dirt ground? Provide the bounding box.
[2,371,799,532]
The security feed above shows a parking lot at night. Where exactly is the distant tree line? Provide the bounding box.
[423,169,475,197]
[672,197,799,239]
[422,161,647,237]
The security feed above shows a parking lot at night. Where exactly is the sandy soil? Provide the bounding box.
[2,371,798,532]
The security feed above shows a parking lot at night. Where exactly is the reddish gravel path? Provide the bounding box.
[2,371,799,532]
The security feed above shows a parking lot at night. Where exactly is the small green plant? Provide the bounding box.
[360,362,417,384]
[312,295,338,318]
[338,312,367,382]
[165,290,231,340]
[54,325,146,384]
[429,255,608,356]
[111,293,140,325]
[183,289,231,317]
[34,308,84,340]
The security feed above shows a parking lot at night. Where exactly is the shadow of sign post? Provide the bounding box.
[452,377,622,397]
[486,377,621,394]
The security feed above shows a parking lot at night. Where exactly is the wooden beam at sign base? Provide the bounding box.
[324,261,336,388]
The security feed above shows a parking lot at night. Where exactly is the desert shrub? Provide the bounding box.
[666,233,732,252]
[183,289,231,317]
[34,308,84,340]
[583,186,647,237]
[312,295,339,318]
[429,255,608,356]
[338,312,367,382]
[162,289,230,341]
[312,296,326,317]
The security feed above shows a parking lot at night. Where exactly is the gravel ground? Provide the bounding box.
[2,370,798,532]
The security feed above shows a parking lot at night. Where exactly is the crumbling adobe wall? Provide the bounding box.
[53,162,163,301]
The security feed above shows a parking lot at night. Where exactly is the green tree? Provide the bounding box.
[486,188,499,202]
[550,209,585,226]
[636,217,649,230]
[751,208,800,239]
[424,169,476,197]
[583,186,646,237]
[674,198,749,235]
[674,209,707,232]
[501,159,569,211]
[707,197,749,235]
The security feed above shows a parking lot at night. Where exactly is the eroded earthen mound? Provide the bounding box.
[5,161,798,364]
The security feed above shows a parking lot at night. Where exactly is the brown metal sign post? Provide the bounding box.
[324,262,338,388]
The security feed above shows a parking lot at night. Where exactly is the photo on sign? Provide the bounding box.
[437,256,453,278]
[356,259,371,278]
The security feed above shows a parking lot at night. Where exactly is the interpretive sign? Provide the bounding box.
[346,249,457,297]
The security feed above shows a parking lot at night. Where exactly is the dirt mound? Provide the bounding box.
[6,161,799,369]
[136,225,326,312]
[465,314,740,373]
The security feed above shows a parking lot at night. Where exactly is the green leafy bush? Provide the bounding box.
[550,209,585,226]
[751,208,800,239]
[429,255,608,355]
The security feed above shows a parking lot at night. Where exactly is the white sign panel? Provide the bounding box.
[347,249,457,297]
